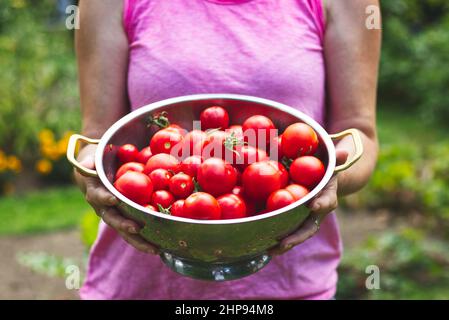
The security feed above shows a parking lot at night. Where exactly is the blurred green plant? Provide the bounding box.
[80,210,100,248]
[16,251,78,278]
[337,228,449,299]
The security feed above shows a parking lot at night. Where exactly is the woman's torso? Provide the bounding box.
[81,0,342,300]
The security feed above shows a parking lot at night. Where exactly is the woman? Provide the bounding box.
[75,0,380,299]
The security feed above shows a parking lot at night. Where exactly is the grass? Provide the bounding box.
[0,186,89,236]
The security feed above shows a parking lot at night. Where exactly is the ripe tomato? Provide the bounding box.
[179,130,207,158]
[183,192,221,220]
[233,145,268,171]
[115,162,145,180]
[242,161,284,200]
[289,156,325,189]
[231,186,258,215]
[150,128,184,155]
[201,130,230,160]
[146,204,157,212]
[166,124,187,136]
[242,115,276,149]
[197,158,237,197]
[217,194,247,219]
[169,172,194,199]
[151,190,175,209]
[144,153,179,174]
[200,106,230,130]
[227,125,243,140]
[171,199,186,217]
[286,184,309,201]
[148,168,173,191]
[113,171,153,205]
[281,123,319,158]
[269,135,284,161]
[272,160,289,188]
[266,189,296,211]
[176,155,203,178]
[117,144,139,163]
[136,146,153,164]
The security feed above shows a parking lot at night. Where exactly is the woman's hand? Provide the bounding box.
[269,149,348,256]
[75,145,159,255]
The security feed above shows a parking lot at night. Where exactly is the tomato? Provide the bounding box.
[231,186,258,215]
[227,125,243,140]
[266,189,296,211]
[281,123,319,158]
[113,171,153,205]
[183,192,221,220]
[286,184,309,201]
[200,106,230,130]
[289,156,325,189]
[150,128,183,155]
[136,146,153,164]
[269,135,284,161]
[171,199,186,218]
[169,172,194,199]
[217,194,247,219]
[233,145,268,171]
[117,144,139,163]
[178,130,207,158]
[115,162,145,180]
[144,153,179,174]
[201,130,230,160]
[151,190,176,209]
[272,160,289,188]
[197,158,237,196]
[166,124,187,136]
[242,115,276,149]
[176,155,203,178]
[242,161,284,200]
[148,168,173,191]
[146,204,157,212]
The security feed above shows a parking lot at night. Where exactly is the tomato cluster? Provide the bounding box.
[112,106,326,220]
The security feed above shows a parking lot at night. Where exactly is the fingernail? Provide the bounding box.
[128,227,138,234]
[282,243,293,251]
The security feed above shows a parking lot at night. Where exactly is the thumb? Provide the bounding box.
[335,149,349,166]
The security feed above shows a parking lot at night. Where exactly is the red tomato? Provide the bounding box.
[227,125,244,142]
[272,160,289,188]
[233,145,268,171]
[200,106,230,130]
[151,190,175,209]
[114,171,153,205]
[281,123,319,158]
[242,161,284,200]
[136,146,153,164]
[176,155,203,178]
[201,130,230,160]
[242,115,276,149]
[146,204,157,212]
[169,173,194,199]
[150,128,183,155]
[286,184,309,201]
[289,156,325,189]
[171,199,186,217]
[183,192,221,220]
[144,153,179,174]
[179,130,207,158]
[166,124,187,136]
[217,194,247,219]
[269,135,284,161]
[148,168,173,191]
[115,162,145,180]
[117,144,139,163]
[197,158,237,197]
[266,189,296,211]
[231,186,258,215]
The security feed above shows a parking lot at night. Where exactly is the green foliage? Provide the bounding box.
[338,229,449,299]
[0,0,80,160]
[0,186,89,235]
[80,210,100,248]
[16,251,78,278]
[379,0,449,122]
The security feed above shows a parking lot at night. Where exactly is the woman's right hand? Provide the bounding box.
[75,144,159,255]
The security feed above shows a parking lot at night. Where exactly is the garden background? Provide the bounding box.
[1,0,448,299]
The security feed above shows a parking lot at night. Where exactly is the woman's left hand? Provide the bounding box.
[269,149,348,256]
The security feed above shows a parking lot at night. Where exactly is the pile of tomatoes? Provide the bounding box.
[112,106,325,220]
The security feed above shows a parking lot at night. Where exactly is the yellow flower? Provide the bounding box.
[7,156,22,173]
[36,159,52,175]
[39,129,55,145]
[57,139,68,156]
[41,144,61,161]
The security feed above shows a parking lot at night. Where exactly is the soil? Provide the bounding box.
[0,209,395,300]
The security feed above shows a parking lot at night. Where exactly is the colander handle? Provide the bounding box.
[329,129,364,173]
[66,134,100,177]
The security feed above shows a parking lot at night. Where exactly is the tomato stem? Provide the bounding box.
[157,204,171,215]
[147,111,170,129]
[281,157,293,170]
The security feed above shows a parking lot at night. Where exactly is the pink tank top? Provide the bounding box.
[80,0,342,300]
